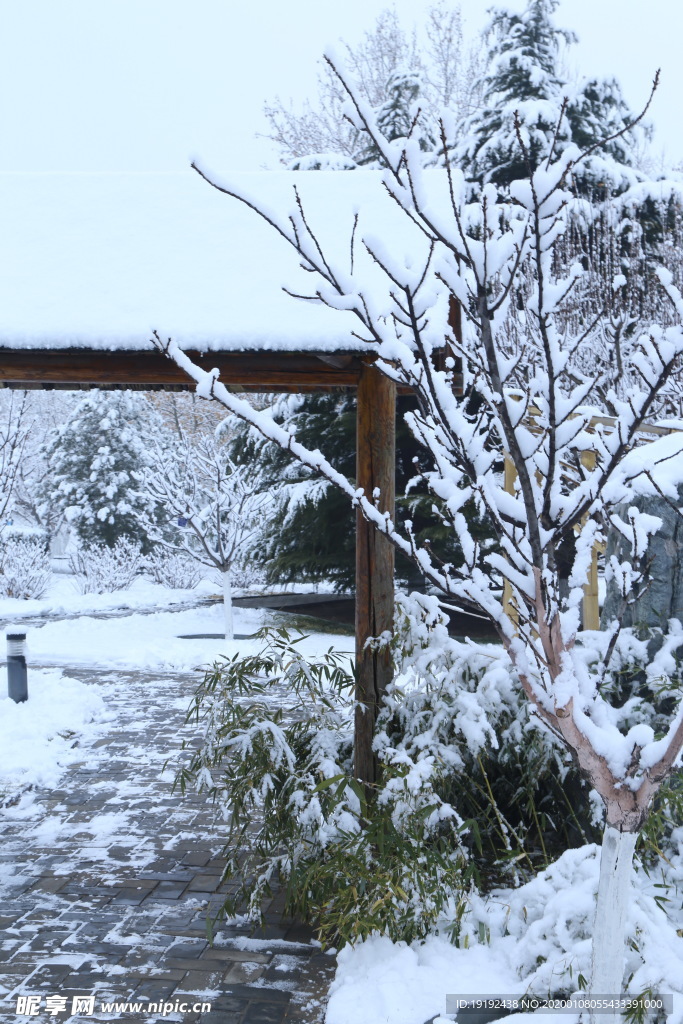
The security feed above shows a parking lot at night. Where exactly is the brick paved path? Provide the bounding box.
[0,668,336,1023]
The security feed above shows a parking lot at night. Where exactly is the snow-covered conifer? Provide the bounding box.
[457,0,571,187]
[356,70,434,166]
[456,0,642,198]
[45,390,161,551]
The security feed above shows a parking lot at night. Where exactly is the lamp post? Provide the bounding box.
[7,631,27,703]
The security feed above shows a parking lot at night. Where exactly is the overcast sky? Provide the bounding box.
[1,0,680,175]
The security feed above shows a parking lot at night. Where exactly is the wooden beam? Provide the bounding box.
[355,362,396,788]
[0,349,370,392]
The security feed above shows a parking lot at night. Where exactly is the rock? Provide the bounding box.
[602,486,683,636]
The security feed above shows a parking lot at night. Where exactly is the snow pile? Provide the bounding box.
[326,934,521,1024]
[0,668,111,808]
[326,845,683,1024]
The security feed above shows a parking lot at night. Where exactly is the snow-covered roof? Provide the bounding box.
[0,169,403,355]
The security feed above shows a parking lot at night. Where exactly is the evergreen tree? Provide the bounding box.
[228,393,488,592]
[45,390,162,552]
[455,0,683,356]
[228,394,356,590]
[355,70,435,166]
[457,0,570,187]
[456,0,642,196]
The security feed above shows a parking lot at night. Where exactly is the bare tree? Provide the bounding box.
[262,4,484,166]
[0,391,33,527]
[12,390,80,541]
[142,433,270,640]
[155,61,683,1003]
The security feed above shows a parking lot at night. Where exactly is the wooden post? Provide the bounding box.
[355,362,396,787]
[580,449,601,631]
[503,452,519,628]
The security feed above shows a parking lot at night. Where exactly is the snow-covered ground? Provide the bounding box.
[0,572,341,622]
[0,599,353,811]
[327,842,683,1024]
[0,668,112,808]
[7,601,353,673]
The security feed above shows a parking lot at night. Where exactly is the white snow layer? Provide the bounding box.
[326,845,683,1024]
[13,604,354,673]
[0,169,425,354]
[0,668,111,801]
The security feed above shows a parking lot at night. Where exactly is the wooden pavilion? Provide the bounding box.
[0,169,416,781]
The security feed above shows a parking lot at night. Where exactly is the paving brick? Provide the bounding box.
[131,978,179,1001]
[199,1012,243,1024]
[28,877,68,894]
[175,967,225,991]
[165,957,226,972]
[166,938,207,958]
[224,959,266,984]
[206,994,251,1014]
[181,852,212,867]
[187,874,223,892]
[243,1002,289,1024]
[153,881,189,898]
[223,984,290,1005]
[200,947,271,964]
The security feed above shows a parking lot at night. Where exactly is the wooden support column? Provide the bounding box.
[355,362,396,787]
[580,449,601,631]
[502,452,519,629]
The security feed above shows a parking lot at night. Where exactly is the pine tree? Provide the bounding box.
[355,70,435,166]
[456,0,642,196]
[457,0,570,187]
[45,390,162,552]
[228,394,357,590]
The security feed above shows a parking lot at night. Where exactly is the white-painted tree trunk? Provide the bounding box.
[222,569,233,641]
[590,825,637,1023]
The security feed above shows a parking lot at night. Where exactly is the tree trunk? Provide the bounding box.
[222,568,233,641]
[590,825,637,1022]
[354,362,395,788]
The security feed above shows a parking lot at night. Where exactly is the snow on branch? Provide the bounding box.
[155,53,683,844]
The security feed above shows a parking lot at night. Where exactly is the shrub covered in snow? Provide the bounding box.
[144,549,203,590]
[177,594,683,960]
[461,842,683,1004]
[0,532,51,599]
[70,537,142,594]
